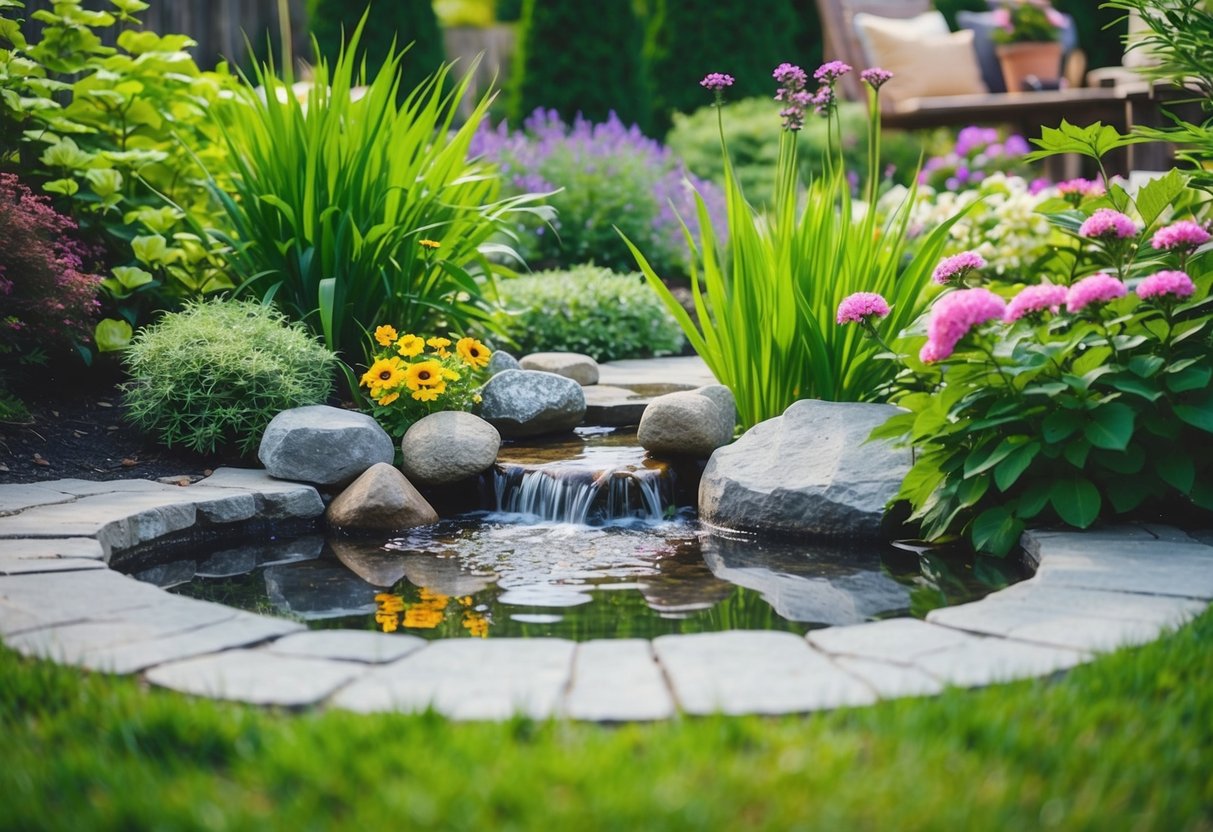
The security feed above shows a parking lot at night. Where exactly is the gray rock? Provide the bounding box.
[699,399,910,538]
[258,405,394,487]
[637,385,735,458]
[400,411,500,485]
[325,463,438,534]
[487,350,522,376]
[477,370,586,438]
[520,351,600,386]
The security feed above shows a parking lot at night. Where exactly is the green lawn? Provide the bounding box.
[2,610,1211,831]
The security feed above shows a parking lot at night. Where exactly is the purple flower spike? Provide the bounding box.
[1079,208,1139,240]
[1066,273,1127,313]
[836,292,891,325]
[1004,283,1067,322]
[814,60,852,84]
[700,72,735,92]
[1151,220,1211,251]
[860,67,893,89]
[1137,269,1196,300]
[932,250,986,285]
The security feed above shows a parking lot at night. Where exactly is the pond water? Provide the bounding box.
[123,428,1025,640]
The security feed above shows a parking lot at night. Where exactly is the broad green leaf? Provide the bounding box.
[1166,366,1212,393]
[1174,402,1213,433]
[1083,401,1135,451]
[964,437,1020,479]
[1129,354,1166,378]
[1043,410,1081,442]
[1104,477,1151,513]
[1107,375,1163,401]
[1154,450,1195,492]
[994,440,1041,492]
[94,318,133,352]
[42,178,78,196]
[85,167,123,197]
[1049,477,1102,528]
[1134,169,1188,227]
[109,266,153,290]
[1063,438,1091,468]
[970,507,1024,557]
[131,234,170,265]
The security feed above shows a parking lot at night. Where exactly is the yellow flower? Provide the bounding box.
[419,239,441,249]
[361,357,406,391]
[377,391,400,406]
[404,359,446,390]
[456,337,491,369]
[426,336,451,356]
[412,386,444,402]
[374,324,398,346]
[396,333,425,358]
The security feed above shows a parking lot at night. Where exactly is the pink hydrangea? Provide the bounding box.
[836,292,891,324]
[1056,178,1104,199]
[1004,283,1067,322]
[919,288,1007,363]
[1079,208,1138,240]
[932,251,986,285]
[1066,273,1127,313]
[1136,269,1196,301]
[1151,220,1210,251]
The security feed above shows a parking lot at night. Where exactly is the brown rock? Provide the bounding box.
[325,463,438,533]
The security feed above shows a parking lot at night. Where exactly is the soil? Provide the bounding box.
[0,368,241,486]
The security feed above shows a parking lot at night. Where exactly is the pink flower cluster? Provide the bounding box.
[932,251,986,286]
[1079,208,1138,240]
[1065,273,1126,313]
[813,61,852,84]
[1056,178,1105,200]
[699,73,735,92]
[1004,283,1067,322]
[1137,269,1196,301]
[860,67,893,89]
[836,292,890,324]
[1151,220,1210,252]
[773,62,811,131]
[919,288,1006,363]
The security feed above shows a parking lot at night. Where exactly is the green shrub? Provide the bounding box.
[308,0,446,93]
[666,98,924,207]
[644,0,800,134]
[123,299,337,455]
[508,0,649,131]
[493,265,684,362]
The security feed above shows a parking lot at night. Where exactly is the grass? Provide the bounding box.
[2,610,1212,831]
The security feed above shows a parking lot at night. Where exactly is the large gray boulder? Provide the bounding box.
[638,385,736,458]
[259,405,394,486]
[400,411,501,485]
[325,463,438,533]
[477,370,586,438]
[698,399,910,539]
[520,351,600,386]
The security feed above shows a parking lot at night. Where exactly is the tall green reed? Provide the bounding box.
[625,63,962,430]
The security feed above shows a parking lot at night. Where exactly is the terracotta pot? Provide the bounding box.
[996,41,1064,93]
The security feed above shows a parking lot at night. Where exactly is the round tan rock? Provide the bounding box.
[400,411,501,485]
[520,352,600,386]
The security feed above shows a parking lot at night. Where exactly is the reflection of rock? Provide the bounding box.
[133,559,197,589]
[263,560,380,620]
[398,554,496,597]
[699,532,910,625]
[330,540,409,588]
[497,584,592,607]
[257,535,325,567]
[637,540,734,614]
[195,547,257,578]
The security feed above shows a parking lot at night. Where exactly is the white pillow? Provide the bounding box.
[854,26,988,103]
[853,10,951,67]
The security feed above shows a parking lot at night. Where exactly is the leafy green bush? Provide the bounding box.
[203,22,545,372]
[666,98,924,207]
[123,300,337,455]
[493,265,684,362]
[0,0,240,351]
[508,0,649,131]
[308,0,446,93]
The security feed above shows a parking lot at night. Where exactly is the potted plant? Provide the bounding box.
[991,0,1066,93]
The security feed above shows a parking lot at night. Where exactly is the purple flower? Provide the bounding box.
[954,126,998,157]
[1151,220,1211,251]
[773,62,808,90]
[1136,269,1196,301]
[1079,208,1139,240]
[700,73,735,92]
[919,288,1007,363]
[814,60,852,84]
[1002,134,1030,156]
[860,67,894,89]
[836,292,890,324]
[810,85,833,118]
[1004,283,1067,322]
[1066,273,1127,313]
[932,250,987,285]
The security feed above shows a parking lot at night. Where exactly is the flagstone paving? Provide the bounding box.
[0,468,1209,720]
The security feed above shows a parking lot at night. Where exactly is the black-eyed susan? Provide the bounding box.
[377,391,400,406]
[396,333,425,358]
[419,239,441,249]
[361,357,406,392]
[456,336,491,369]
[411,385,443,402]
[374,324,398,346]
[404,359,445,390]
[426,336,452,356]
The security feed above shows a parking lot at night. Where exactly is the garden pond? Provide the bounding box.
[120,428,1026,641]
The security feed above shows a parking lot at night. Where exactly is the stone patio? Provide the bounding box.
[1,467,1209,721]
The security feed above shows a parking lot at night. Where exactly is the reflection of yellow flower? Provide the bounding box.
[419,239,441,249]
[396,333,425,357]
[361,357,406,391]
[377,391,400,406]
[463,612,489,638]
[403,607,444,629]
[456,337,491,369]
[374,593,405,632]
[426,336,451,356]
[404,360,445,390]
[374,324,398,346]
[419,588,449,604]
[412,386,444,402]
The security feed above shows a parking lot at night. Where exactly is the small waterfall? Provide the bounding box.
[490,465,673,525]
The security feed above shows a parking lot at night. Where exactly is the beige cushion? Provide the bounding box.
[855,25,988,103]
[853,10,950,66]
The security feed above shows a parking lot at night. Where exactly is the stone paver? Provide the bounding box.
[146,649,365,706]
[332,638,576,720]
[0,569,170,635]
[807,617,974,664]
[0,537,106,560]
[654,631,876,715]
[565,639,676,721]
[264,630,426,664]
[912,637,1087,688]
[1022,530,1213,598]
[830,655,944,699]
[0,483,77,516]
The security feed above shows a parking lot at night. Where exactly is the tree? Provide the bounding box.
[308,0,446,89]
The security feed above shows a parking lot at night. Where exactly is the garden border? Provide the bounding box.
[0,468,1210,721]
